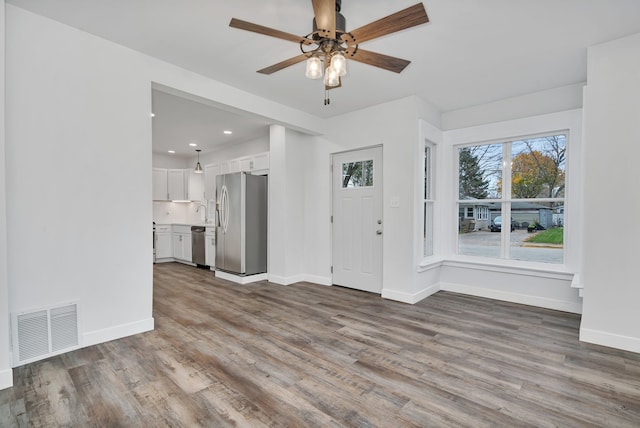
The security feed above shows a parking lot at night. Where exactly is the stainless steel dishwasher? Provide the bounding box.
[191,226,206,266]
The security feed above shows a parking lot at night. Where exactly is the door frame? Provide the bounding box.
[330,145,383,292]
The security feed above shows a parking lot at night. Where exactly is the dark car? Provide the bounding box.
[490,216,515,232]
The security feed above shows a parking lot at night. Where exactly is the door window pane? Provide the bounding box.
[342,160,373,188]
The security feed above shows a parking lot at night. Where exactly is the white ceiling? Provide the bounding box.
[9,0,640,156]
[151,88,272,157]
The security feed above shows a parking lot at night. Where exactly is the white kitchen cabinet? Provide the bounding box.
[226,159,241,173]
[204,163,220,201]
[172,226,192,262]
[155,225,172,260]
[239,152,269,172]
[167,169,187,200]
[188,170,205,202]
[205,227,216,268]
[152,168,168,200]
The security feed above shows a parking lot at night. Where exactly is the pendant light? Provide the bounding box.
[194,149,203,174]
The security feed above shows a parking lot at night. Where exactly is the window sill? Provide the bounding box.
[417,257,444,273]
[443,256,575,280]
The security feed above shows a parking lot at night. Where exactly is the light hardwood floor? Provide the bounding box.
[2,262,640,427]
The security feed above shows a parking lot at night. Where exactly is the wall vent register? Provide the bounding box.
[11,302,80,366]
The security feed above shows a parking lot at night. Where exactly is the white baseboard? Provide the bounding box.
[267,274,305,286]
[580,328,640,354]
[0,367,13,390]
[382,284,440,304]
[440,282,583,314]
[303,275,332,286]
[82,317,155,348]
[215,271,268,284]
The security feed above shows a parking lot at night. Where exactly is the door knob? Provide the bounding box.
[376,230,383,235]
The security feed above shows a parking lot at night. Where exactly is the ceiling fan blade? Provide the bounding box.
[311,0,336,39]
[348,3,429,45]
[230,18,314,45]
[347,49,411,73]
[257,54,309,75]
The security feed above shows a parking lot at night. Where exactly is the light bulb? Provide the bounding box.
[331,52,347,77]
[305,57,323,79]
[324,66,340,87]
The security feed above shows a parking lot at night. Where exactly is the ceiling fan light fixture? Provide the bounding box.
[305,56,323,79]
[324,66,340,87]
[330,51,347,77]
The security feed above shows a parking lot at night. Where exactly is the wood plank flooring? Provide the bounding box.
[2,261,640,426]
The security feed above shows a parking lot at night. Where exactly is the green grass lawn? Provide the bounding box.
[526,227,564,244]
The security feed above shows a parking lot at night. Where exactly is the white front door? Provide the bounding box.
[332,146,383,293]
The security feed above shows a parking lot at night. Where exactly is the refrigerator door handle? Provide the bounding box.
[221,184,230,234]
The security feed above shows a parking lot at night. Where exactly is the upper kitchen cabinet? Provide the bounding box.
[201,152,270,202]
[153,167,205,202]
[152,168,168,200]
[239,152,269,172]
[188,170,205,202]
[221,160,238,175]
[167,169,187,200]
[204,163,220,201]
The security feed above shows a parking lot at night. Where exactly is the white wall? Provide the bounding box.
[6,6,155,351]
[152,153,189,169]
[314,96,440,302]
[580,32,640,352]
[442,83,585,130]
[0,1,13,389]
[302,135,338,286]
[197,136,269,167]
[3,5,324,378]
[268,126,308,284]
[153,202,204,225]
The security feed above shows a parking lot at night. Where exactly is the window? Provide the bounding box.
[423,143,434,257]
[456,134,566,264]
[476,206,488,220]
[342,160,373,188]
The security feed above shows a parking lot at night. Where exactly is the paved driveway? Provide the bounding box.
[458,229,563,264]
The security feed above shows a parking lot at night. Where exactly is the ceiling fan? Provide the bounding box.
[229,0,429,104]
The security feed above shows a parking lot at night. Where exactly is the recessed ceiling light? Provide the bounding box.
[168,150,175,154]
[223,130,233,135]
[189,143,197,147]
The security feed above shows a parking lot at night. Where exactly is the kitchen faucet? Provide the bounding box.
[196,204,208,223]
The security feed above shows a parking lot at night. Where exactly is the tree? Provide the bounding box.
[459,148,489,198]
[497,136,566,198]
[522,136,565,198]
[342,160,373,187]
[511,151,560,198]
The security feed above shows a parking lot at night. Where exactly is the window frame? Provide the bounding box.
[454,131,568,265]
[423,142,435,258]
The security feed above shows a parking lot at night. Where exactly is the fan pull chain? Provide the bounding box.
[324,89,330,105]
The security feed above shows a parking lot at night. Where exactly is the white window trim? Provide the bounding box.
[444,109,583,275]
[423,142,435,258]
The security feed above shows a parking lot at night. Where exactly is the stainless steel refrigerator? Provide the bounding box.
[215,172,268,275]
